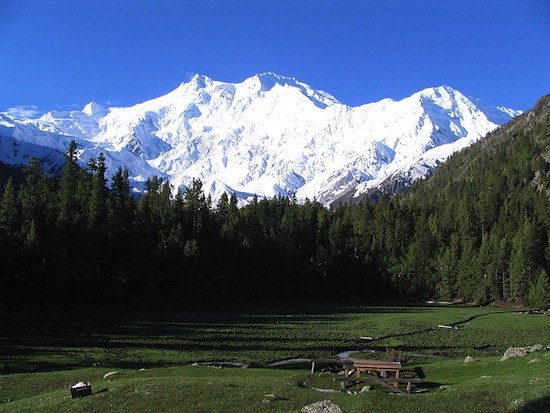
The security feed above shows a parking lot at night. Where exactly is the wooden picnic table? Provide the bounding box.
[353,360,402,381]
[309,359,402,381]
[336,359,421,394]
[310,358,422,394]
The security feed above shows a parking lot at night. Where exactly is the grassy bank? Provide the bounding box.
[1,302,549,412]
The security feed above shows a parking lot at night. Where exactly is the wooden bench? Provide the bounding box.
[333,376,423,394]
[309,359,353,374]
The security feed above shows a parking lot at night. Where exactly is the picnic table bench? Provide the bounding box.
[309,359,353,374]
[333,376,423,394]
[337,360,421,394]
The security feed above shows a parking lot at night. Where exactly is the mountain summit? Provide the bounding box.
[0,73,520,205]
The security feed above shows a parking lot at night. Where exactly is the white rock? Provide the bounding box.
[103,371,118,379]
[301,400,346,413]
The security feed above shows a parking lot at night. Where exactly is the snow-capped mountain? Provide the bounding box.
[0,72,520,205]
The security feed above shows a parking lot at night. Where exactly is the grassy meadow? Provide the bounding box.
[1,302,549,412]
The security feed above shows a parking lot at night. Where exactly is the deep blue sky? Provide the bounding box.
[1,0,549,114]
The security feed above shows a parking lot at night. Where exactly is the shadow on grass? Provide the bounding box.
[450,309,518,327]
[513,395,550,413]
[0,303,513,374]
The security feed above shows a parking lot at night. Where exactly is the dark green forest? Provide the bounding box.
[1,95,550,308]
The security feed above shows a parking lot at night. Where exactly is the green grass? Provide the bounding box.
[1,302,549,412]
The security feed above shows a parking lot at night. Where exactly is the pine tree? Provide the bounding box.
[109,167,134,231]
[87,153,108,229]
[527,269,550,308]
[58,140,81,225]
[0,177,20,299]
[0,177,19,234]
[19,158,55,241]
[509,220,540,302]
[437,234,460,300]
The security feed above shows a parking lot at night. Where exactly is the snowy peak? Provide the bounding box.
[127,72,337,116]
[417,85,461,101]
[82,102,109,119]
[416,85,521,126]
[0,73,520,206]
[188,73,212,89]
[415,85,479,118]
[251,72,340,108]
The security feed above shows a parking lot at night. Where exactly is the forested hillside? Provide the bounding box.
[397,94,550,304]
[1,96,549,308]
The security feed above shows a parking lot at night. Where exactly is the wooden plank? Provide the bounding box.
[333,377,422,384]
[333,376,422,394]
[353,360,402,369]
[377,380,408,394]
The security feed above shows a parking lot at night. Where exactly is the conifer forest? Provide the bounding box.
[1,95,549,308]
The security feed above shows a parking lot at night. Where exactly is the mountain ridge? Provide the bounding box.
[0,73,520,205]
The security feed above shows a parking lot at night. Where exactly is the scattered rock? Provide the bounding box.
[103,371,118,379]
[262,394,276,403]
[464,356,476,363]
[528,358,541,363]
[501,347,528,360]
[262,393,288,403]
[359,385,371,393]
[501,345,545,361]
[301,400,346,413]
[310,387,342,394]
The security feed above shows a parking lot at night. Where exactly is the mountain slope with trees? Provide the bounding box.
[0,95,548,308]
[396,94,550,304]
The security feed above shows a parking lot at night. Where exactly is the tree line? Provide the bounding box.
[1,95,550,308]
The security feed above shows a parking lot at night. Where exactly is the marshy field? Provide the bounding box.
[1,302,549,413]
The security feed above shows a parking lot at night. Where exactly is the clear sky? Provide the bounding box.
[1,0,549,115]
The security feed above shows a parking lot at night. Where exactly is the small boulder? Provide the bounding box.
[301,400,346,413]
[501,344,544,361]
[501,347,527,361]
[464,356,476,363]
[262,393,285,402]
[526,344,544,353]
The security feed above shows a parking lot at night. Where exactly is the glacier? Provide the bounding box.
[0,73,520,206]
